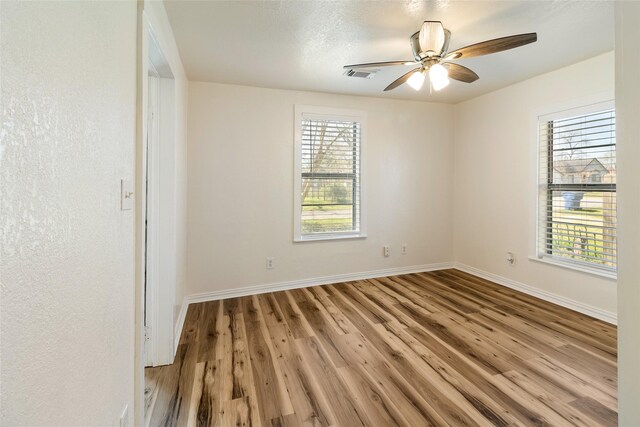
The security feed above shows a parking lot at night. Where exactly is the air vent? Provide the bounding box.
[343,69,378,79]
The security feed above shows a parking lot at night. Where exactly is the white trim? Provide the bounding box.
[529,95,617,276]
[187,263,452,304]
[536,98,615,123]
[136,3,186,425]
[143,17,178,368]
[294,232,367,243]
[453,262,617,325]
[293,105,367,242]
[174,298,189,353]
[174,264,452,352]
[529,256,617,280]
[145,72,161,367]
[134,11,149,427]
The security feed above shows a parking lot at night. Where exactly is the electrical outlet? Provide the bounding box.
[507,252,515,265]
[119,404,128,427]
[383,246,390,257]
[266,257,274,269]
[401,244,407,255]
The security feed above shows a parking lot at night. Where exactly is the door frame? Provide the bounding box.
[144,62,161,366]
[135,6,182,425]
[136,11,177,372]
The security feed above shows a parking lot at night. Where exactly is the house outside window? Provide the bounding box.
[536,102,616,276]
[294,106,366,242]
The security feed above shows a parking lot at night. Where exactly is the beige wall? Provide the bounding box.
[1,1,136,425]
[2,1,629,424]
[186,82,454,296]
[615,2,640,424]
[453,52,616,317]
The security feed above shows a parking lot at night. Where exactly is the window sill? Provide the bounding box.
[294,233,367,243]
[528,256,617,281]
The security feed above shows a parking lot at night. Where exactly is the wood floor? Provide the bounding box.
[145,269,617,427]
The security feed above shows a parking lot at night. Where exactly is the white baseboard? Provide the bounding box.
[174,299,189,353]
[172,262,453,353]
[453,263,617,325]
[185,263,453,305]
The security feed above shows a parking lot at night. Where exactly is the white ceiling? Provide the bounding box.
[164,0,614,104]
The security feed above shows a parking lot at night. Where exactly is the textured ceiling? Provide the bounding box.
[164,0,614,104]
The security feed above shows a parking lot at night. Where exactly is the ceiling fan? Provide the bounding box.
[343,21,537,92]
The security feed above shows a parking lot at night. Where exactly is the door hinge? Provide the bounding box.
[144,326,151,341]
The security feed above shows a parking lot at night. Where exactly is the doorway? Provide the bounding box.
[143,27,177,368]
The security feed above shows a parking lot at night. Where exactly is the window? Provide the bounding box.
[294,106,366,241]
[537,103,616,274]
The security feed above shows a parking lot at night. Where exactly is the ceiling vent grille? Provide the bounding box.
[344,69,378,79]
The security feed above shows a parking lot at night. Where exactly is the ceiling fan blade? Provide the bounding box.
[443,63,479,83]
[343,60,416,69]
[384,68,420,91]
[444,33,537,60]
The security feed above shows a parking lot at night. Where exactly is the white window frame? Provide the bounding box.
[293,105,367,242]
[529,95,616,280]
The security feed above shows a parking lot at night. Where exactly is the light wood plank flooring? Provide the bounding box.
[145,269,617,426]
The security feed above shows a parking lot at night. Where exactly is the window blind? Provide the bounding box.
[538,108,616,271]
[300,117,361,235]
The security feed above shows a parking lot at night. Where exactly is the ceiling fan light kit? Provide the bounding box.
[429,63,450,91]
[344,20,537,93]
[407,69,426,90]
